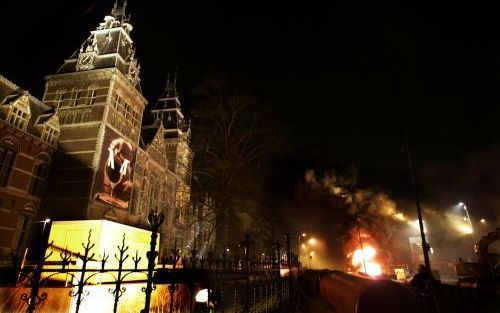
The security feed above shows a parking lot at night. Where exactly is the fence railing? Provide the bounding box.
[13,210,297,313]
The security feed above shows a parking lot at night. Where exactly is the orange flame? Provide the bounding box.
[350,245,382,277]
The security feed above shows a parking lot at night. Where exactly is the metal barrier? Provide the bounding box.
[10,210,297,313]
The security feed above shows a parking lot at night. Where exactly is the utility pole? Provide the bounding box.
[403,127,431,272]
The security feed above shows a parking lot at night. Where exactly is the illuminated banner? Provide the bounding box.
[93,127,136,209]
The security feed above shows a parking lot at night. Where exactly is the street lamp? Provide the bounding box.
[298,233,317,269]
[298,232,306,267]
[458,202,475,240]
[458,202,477,262]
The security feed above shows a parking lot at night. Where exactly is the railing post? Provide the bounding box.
[110,234,129,313]
[71,230,95,313]
[169,239,179,313]
[141,208,165,313]
[284,233,292,299]
[26,221,52,313]
[242,234,250,313]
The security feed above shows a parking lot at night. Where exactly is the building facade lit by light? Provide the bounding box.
[0,1,205,268]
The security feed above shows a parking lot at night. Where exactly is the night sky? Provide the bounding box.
[2,0,500,225]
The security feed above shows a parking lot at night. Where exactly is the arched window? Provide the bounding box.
[0,137,18,187]
[29,161,50,197]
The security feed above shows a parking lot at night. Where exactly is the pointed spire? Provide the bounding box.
[165,68,178,98]
[111,0,129,23]
[165,72,171,94]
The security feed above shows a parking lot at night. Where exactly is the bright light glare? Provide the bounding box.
[308,238,317,245]
[458,224,473,234]
[351,246,381,277]
[480,219,486,224]
[44,218,51,223]
[280,268,290,277]
[195,289,209,303]
[458,202,464,206]
[365,262,382,276]
[302,233,306,237]
[410,220,427,234]
[352,246,376,266]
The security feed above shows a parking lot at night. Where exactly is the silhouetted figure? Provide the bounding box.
[411,264,440,313]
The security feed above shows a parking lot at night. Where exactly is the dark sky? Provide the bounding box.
[2,0,500,224]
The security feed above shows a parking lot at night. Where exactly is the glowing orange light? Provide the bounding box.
[351,245,382,277]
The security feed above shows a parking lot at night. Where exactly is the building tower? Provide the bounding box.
[42,1,147,225]
[151,74,193,236]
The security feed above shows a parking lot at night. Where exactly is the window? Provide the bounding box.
[0,146,16,187]
[15,215,30,257]
[178,207,185,224]
[87,87,97,105]
[133,111,139,126]
[148,175,160,210]
[124,102,130,119]
[55,90,65,108]
[29,162,50,197]
[113,93,121,109]
[8,107,29,130]
[70,89,81,106]
[41,126,59,146]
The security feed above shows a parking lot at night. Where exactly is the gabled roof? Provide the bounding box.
[34,107,58,127]
[0,74,53,137]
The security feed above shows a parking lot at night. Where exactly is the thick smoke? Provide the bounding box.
[296,167,492,276]
[299,168,408,270]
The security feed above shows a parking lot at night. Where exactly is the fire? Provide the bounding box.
[351,245,382,277]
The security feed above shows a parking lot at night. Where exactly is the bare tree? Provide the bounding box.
[190,72,280,250]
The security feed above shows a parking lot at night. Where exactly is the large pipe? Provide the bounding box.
[301,270,422,313]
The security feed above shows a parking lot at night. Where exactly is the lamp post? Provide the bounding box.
[298,232,306,268]
[459,202,476,245]
[141,208,165,313]
[299,235,316,269]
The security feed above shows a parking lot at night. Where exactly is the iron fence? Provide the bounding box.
[13,210,297,313]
